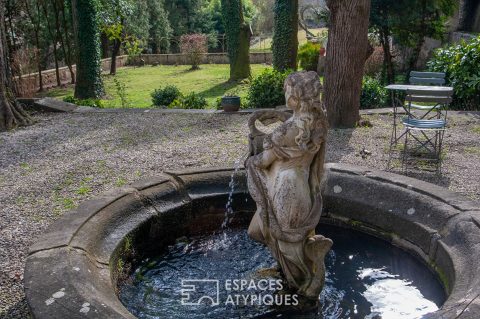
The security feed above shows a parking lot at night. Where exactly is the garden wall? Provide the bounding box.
[16,52,273,97]
[15,55,129,97]
[140,52,272,65]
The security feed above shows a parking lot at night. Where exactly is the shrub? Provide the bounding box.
[63,96,77,104]
[179,92,208,109]
[77,98,104,108]
[114,78,129,108]
[298,42,320,72]
[151,85,182,107]
[62,96,104,108]
[360,76,388,109]
[180,34,208,70]
[428,36,480,110]
[247,69,293,108]
[125,36,143,66]
[364,46,384,76]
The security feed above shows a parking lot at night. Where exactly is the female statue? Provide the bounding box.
[246,71,332,304]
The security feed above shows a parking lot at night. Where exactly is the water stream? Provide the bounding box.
[222,152,249,229]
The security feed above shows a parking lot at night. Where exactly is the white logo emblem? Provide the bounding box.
[181,279,220,306]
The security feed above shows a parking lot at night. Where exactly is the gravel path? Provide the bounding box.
[1,111,479,318]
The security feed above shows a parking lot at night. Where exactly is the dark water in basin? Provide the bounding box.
[119,225,445,319]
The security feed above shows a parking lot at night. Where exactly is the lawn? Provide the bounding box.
[250,28,327,52]
[39,64,271,108]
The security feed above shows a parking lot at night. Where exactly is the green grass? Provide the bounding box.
[250,28,326,52]
[39,64,271,109]
[465,146,480,154]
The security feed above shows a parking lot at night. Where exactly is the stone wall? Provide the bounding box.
[140,52,272,65]
[15,55,129,97]
[16,53,273,97]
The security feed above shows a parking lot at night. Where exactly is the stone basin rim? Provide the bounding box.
[24,163,480,319]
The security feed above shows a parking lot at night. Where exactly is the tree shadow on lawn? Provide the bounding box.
[198,81,245,99]
[174,67,202,75]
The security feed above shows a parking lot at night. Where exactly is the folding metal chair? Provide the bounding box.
[401,89,453,173]
[409,71,446,86]
[408,71,446,119]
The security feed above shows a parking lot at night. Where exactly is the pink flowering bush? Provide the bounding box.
[180,34,208,70]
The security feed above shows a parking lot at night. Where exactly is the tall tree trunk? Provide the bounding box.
[72,0,104,99]
[0,0,34,131]
[5,0,15,52]
[110,38,120,75]
[60,0,75,84]
[52,43,61,86]
[324,0,371,128]
[100,32,109,58]
[379,28,395,84]
[272,0,298,71]
[221,0,252,80]
[407,37,425,75]
[23,0,44,91]
[406,0,427,77]
[40,0,61,87]
[34,31,43,91]
[55,0,75,84]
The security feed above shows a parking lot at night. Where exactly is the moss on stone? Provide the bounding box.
[221,0,251,80]
[73,0,105,99]
[272,0,299,71]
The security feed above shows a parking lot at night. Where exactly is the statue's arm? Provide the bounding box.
[248,110,292,137]
[251,148,277,169]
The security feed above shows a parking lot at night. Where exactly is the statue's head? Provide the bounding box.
[284,71,323,113]
[284,71,327,150]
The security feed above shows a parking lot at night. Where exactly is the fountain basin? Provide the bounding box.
[25,163,480,318]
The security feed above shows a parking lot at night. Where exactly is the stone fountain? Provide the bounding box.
[24,72,480,319]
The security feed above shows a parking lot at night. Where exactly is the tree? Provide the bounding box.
[221,0,251,80]
[147,0,171,54]
[252,0,274,34]
[272,0,299,71]
[323,0,371,128]
[58,0,76,84]
[39,0,62,86]
[164,0,213,36]
[180,33,208,70]
[72,0,105,99]
[208,0,256,35]
[21,0,46,91]
[395,0,456,75]
[369,0,400,84]
[99,0,133,75]
[370,0,456,83]
[0,0,33,131]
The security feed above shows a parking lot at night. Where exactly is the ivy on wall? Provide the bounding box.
[272,0,299,71]
[73,0,105,99]
[221,0,251,80]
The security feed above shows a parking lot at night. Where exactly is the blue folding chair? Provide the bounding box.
[401,88,453,173]
[409,71,446,86]
[408,71,447,119]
